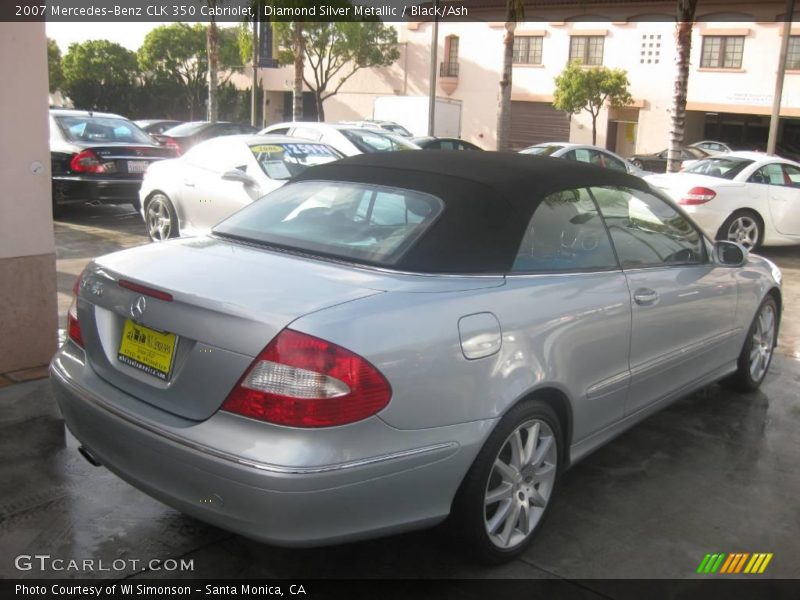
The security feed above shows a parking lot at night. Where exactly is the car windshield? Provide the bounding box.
[520,145,563,156]
[383,124,412,136]
[56,115,153,144]
[340,129,419,153]
[683,157,754,179]
[249,142,342,180]
[162,122,208,136]
[213,180,443,266]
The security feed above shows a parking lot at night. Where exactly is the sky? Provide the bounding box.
[46,22,168,52]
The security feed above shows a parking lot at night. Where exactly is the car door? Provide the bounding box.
[180,139,260,233]
[506,187,632,440]
[590,185,740,415]
[757,163,800,236]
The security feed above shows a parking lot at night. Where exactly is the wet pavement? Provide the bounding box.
[3,203,799,582]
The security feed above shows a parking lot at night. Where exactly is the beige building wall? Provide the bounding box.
[0,22,58,374]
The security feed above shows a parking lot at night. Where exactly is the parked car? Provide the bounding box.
[51,151,781,563]
[629,146,709,172]
[50,109,175,212]
[259,122,420,156]
[339,119,413,137]
[519,143,644,176]
[156,121,259,155]
[689,140,733,156]
[135,119,184,135]
[139,135,343,241]
[645,151,800,250]
[412,136,483,151]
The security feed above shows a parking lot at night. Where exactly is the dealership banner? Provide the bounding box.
[3,579,800,600]
[3,0,794,23]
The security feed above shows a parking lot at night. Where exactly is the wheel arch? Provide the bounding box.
[502,385,575,468]
[766,286,783,341]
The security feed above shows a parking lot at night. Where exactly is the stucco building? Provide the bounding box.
[252,0,800,156]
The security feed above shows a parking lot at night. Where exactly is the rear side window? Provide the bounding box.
[512,188,618,273]
[213,181,443,266]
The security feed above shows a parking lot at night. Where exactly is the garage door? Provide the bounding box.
[509,101,570,151]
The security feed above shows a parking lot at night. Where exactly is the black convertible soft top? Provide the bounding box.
[292,151,651,274]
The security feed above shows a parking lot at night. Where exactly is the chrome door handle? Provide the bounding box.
[184,180,195,187]
[633,288,659,306]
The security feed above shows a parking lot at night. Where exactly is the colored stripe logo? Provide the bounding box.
[697,553,773,574]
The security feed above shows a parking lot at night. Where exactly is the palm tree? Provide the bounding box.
[207,11,219,122]
[667,0,698,172]
[291,23,304,120]
[496,0,525,151]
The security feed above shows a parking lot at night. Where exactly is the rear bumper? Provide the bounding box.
[49,345,491,547]
[53,176,142,205]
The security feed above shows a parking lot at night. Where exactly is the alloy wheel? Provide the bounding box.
[727,216,759,249]
[484,419,557,549]
[146,195,172,241]
[749,303,776,382]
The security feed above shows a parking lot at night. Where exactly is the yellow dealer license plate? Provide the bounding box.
[118,319,177,381]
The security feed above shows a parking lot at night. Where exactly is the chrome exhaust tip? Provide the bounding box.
[78,446,102,467]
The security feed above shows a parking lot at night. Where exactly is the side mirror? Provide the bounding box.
[221,169,257,186]
[714,240,747,266]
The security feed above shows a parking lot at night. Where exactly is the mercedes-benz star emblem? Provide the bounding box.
[130,296,147,321]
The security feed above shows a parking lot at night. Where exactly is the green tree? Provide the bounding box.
[47,38,64,93]
[553,62,633,146]
[62,40,138,113]
[668,0,699,172]
[138,23,242,121]
[274,20,399,121]
[496,0,525,151]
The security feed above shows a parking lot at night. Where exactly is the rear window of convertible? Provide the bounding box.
[213,180,444,266]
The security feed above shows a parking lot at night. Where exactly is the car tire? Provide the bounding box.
[450,399,562,564]
[723,295,778,392]
[144,193,179,242]
[717,210,763,251]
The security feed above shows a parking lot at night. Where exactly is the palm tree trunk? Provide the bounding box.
[667,1,697,173]
[496,21,516,151]
[207,17,219,122]
[292,23,304,121]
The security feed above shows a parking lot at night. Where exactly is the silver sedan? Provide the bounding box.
[51,151,782,563]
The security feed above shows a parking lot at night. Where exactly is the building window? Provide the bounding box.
[440,35,459,77]
[569,35,604,66]
[513,36,543,65]
[788,36,800,70]
[700,36,744,69]
[640,33,661,64]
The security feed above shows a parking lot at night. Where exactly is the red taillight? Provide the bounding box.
[68,274,84,348]
[69,149,105,174]
[222,329,392,427]
[118,279,173,302]
[679,186,717,205]
[163,137,181,156]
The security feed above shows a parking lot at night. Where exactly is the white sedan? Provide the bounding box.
[259,122,420,156]
[645,151,800,249]
[138,135,342,241]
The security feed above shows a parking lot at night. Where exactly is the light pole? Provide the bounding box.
[427,0,439,136]
[767,0,795,155]
[251,19,259,128]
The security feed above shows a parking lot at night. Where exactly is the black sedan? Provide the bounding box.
[411,136,483,151]
[134,119,184,135]
[629,146,709,173]
[50,109,175,212]
[155,121,259,155]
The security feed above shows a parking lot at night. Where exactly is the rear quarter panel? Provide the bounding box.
[290,271,632,445]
